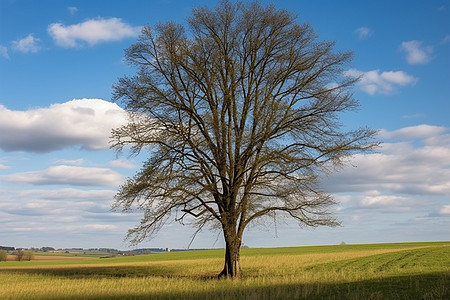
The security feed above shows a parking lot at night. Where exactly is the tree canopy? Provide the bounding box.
[111,0,377,278]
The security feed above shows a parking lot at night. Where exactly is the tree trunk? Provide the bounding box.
[218,232,242,278]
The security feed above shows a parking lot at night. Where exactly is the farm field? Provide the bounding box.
[0,241,449,299]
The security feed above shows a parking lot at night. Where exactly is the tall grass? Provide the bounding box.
[1,242,448,299]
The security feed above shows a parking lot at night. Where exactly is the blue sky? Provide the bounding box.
[0,0,449,250]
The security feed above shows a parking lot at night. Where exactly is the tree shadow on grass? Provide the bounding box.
[2,265,449,299]
[71,272,450,300]
[0,264,181,279]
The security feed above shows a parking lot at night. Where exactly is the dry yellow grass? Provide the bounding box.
[1,242,448,299]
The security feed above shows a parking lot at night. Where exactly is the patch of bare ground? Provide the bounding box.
[6,254,87,261]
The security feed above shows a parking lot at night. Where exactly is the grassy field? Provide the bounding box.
[0,241,449,299]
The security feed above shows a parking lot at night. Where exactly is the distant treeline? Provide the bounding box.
[0,246,15,251]
[0,245,211,254]
[0,246,54,252]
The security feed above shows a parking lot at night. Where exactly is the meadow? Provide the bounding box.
[0,241,448,299]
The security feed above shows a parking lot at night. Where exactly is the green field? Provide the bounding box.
[1,242,449,299]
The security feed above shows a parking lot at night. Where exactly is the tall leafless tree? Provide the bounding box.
[111,0,377,278]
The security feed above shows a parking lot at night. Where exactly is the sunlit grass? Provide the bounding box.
[1,242,449,299]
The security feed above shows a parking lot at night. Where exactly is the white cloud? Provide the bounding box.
[13,188,116,201]
[344,68,417,95]
[379,124,446,140]
[11,34,41,53]
[423,132,450,148]
[400,40,433,65]
[0,184,137,248]
[440,205,450,215]
[51,158,84,166]
[0,163,9,170]
[355,27,372,39]
[109,158,137,169]
[0,98,128,153]
[68,6,78,15]
[359,191,416,211]
[323,125,450,196]
[0,45,9,59]
[48,17,141,47]
[80,224,118,231]
[1,165,123,187]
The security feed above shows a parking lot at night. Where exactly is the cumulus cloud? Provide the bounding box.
[0,98,128,153]
[1,165,123,187]
[343,68,417,95]
[48,17,141,47]
[322,125,450,242]
[355,27,372,39]
[400,40,433,65]
[323,125,450,196]
[11,34,41,53]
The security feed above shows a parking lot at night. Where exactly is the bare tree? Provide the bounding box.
[0,250,7,262]
[111,0,377,278]
[15,250,33,261]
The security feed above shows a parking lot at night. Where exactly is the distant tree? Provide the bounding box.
[0,250,7,262]
[15,250,33,261]
[15,250,24,261]
[41,246,55,252]
[22,250,34,261]
[112,0,377,278]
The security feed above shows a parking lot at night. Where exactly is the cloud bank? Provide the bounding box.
[1,165,123,187]
[48,17,141,47]
[318,124,450,244]
[0,185,130,247]
[1,123,448,249]
[0,98,128,153]
[324,125,450,197]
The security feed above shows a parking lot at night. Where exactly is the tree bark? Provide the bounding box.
[218,232,242,278]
